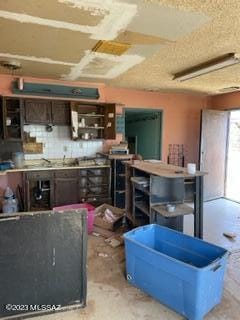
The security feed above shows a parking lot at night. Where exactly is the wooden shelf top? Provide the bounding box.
[151,203,193,217]
[130,161,206,178]
[78,113,104,117]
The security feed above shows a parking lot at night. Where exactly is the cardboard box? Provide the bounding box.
[94,204,125,231]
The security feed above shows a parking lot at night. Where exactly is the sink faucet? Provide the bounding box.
[41,158,51,164]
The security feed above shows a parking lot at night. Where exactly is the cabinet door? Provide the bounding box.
[51,101,70,125]
[2,98,23,141]
[104,104,116,139]
[24,171,54,211]
[24,99,51,124]
[0,96,3,139]
[54,178,79,206]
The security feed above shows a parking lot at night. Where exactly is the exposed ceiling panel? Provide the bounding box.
[92,40,131,56]
[1,0,240,93]
[81,56,120,75]
[0,0,104,26]
[126,0,209,40]
[108,1,240,93]
[0,19,97,63]
[0,59,71,79]
[63,51,144,80]
[115,30,173,45]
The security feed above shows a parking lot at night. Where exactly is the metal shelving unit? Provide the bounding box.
[79,166,112,206]
[110,155,133,208]
[128,165,203,237]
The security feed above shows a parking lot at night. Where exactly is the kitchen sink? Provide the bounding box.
[23,158,108,170]
[24,162,76,169]
[24,162,86,169]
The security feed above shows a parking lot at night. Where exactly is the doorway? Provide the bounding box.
[125,109,162,160]
[200,110,229,201]
[226,110,240,202]
[200,109,240,202]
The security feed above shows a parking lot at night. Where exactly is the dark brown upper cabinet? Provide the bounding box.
[24,99,70,126]
[0,96,3,139]
[24,99,51,124]
[70,102,116,140]
[1,97,23,141]
[51,100,70,125]
[104,104,116,140]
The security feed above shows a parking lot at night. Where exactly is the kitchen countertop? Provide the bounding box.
[0,161,110,176]
[127,160,207,178]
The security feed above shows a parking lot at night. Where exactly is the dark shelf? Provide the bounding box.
[135,201,149,216]
[88,183,109,187]
[134,183,150,195]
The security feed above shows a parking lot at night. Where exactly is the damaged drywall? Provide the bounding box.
[63,50,145,80]
[0,53,75,66]
[0,0,138,40]
[0,0,215,91]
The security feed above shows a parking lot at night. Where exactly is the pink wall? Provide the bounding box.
[0,74,209,207]
[210,92,240,110]
[105,87,208,163]
[0,74,209,163]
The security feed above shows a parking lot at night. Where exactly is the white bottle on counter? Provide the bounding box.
[12,152,24,169]
[2,187,18,214]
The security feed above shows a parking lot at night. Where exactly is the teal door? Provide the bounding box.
[125,110,162,160]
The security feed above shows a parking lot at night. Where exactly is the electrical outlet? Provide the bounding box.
[63,145,68,152]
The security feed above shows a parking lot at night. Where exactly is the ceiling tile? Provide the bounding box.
[0,0,104,26]
[0,18,97,63]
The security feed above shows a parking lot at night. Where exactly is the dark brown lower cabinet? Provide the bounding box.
[54,170,79,207]
[24,167,111,210]
[24,171,54,211]
[54,178,79,206]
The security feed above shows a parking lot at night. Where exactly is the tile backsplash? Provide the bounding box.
[24,125,103,160]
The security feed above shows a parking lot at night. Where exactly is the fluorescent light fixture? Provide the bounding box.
[173,53,240,81]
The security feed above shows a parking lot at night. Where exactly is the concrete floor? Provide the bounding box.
[184,198,240,252]
[35,199,240,320]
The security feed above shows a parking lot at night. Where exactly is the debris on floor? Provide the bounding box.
[112,249,125,263]
[94,204,125,231]
[94,225,126,248]
[93,226,116,238]
[92,232,100,237]
[98,253,109,258]
[105,236,123,248]
[223,232,237,240]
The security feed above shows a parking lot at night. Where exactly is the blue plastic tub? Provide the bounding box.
[124,224,228,320]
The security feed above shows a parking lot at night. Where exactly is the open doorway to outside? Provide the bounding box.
[124,109,162,160]
[226,110,240,202]
[200,109,240,202]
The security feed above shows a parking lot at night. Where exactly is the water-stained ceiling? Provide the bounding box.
[0,0,240,94]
